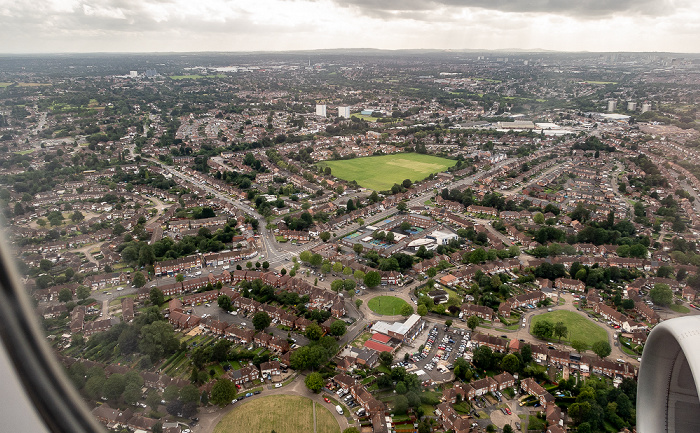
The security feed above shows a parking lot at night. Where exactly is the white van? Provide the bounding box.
[335,405,344,415]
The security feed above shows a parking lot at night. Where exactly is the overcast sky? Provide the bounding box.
[1,0,699,53]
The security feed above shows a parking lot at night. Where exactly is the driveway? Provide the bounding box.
[490,407,519,430]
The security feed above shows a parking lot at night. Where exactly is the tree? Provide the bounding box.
[592,340,612,359]
[417,304,428,316]
[132,271,146,288]
[330,320,347,336]
[472,345,494,370]
[58,287,73,303]
[139,321,180,363]
[212,340,232,363]
[343,279,356,292]
[554,321,568,342]
[649,283,673,307]
[76,285,91,301]
[353,270,365,282]
[503,426,514,433]
[532,319,554,340]
[394,395,408,414]
[467,315,479,332]
[364,271,381,288]
[252,311,271,331]
[123,382,142,406]
[571,340,589,354]
[304,372,324,392]
[299,250,312,263]
[146,390,162,411]
[176,273,185,283]
[333,261,343,273]
[353,243,363,255]
[500,354,520,373]
[150,287,164,306]
[305,323,323,341]
[176,384,198,405]
[310,253,323,267]
[39,259,53,272]
[379,351,393,367]
[85,375,105,400]
[397,202,408,213]
[416,420,432,433]
[218,295,232,311]
[396,304,413,316]
[533,212,545,224]
[104,373,126,400]
[343,428,361,433]
[320,231,331,242]
[210,379,236,406]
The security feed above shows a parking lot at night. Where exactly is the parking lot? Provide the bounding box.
[393,324,471,382]
[187,304,310,347]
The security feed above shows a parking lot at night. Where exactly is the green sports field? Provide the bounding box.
[530,310,607,347]
[214,395,339,433]
[320,153,456,191]
[368,296,410,316]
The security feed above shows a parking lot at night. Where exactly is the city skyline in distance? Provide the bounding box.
[1,0,700,54]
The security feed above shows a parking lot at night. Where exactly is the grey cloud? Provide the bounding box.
[334,0,679,19]
[0,0,289,50]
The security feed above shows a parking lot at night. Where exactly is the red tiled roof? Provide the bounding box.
[364,340,393,353]
[371,333,392,344]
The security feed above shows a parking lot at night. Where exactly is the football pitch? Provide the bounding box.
[320,153,456,191]
[214,395,340,433]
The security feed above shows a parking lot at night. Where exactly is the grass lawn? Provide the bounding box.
[214,395,339,433]
[350,113,380,122]
[368,296,410,316]
[169,74,226,80]
[670,304,690,314]
[351,332,372,348]
[14,149,36,155]
[319,153,457,191]
[530,310,607,347]
[528,415,546,430]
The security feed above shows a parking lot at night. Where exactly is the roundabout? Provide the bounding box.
[367,295,410,316]
[213,394,340,433]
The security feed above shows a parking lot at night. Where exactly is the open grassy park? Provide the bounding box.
[169,74,226,80]
[214,395,339,433]
[368,296,410,316]
[530,310,607,346]
[319,153,456,191]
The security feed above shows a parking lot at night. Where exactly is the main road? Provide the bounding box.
[145,157,309,268]
[145,155,518,269]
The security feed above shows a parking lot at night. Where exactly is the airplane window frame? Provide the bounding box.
[0,233,105,433]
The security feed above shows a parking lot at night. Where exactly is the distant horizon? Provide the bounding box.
[2,0,699,54]
[1,48,699,56]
